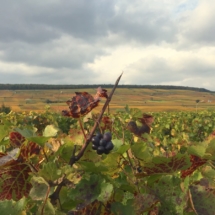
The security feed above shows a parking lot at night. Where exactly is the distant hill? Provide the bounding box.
[0,84,212,92]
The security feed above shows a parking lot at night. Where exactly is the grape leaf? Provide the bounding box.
[153,175,189,214]
[97,181,113,203]
[38,162,61,182]
[131,142,152,162]
[0,125,9,142]
[190,178,215,215]
[27,136,50,147]
[14,128,36,138]
[29,176,49,201]
[62,91,100,118]
[78,161,108,173]
[43,125,59,137]
[188,144,206,157]
[0,153,32,200]
[111,200,135,215]
[68,174,101,207]
[0,197,27,215]
[133,193,158,214]
[136,153,191,177]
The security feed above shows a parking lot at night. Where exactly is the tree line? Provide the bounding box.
[0,84,212,92]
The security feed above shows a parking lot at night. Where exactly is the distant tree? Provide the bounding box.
[196,100,200,112]
[0,104,11,114]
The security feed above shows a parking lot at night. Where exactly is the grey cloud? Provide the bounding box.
[124,56,215,85]
[0,0,177,45]
[0,68,96,84]
[0,38,106,69]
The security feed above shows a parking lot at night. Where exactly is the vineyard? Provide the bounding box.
[1,76,215,215]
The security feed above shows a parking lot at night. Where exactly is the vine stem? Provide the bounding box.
[78,118,87,140]
[188,189,198,215]
[41,185,50,215]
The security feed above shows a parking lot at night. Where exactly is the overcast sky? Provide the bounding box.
[0,0,215,90]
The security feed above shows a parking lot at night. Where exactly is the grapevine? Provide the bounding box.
[1,75,215,214]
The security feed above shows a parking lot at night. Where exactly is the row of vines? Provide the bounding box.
[1,77,215,215]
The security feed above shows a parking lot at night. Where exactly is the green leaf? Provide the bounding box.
[38,162,61,181]
[131,142,151,162]
[37,199,56,215]
[102,153,121,175]
[27,136,50,147]
[188,144,206,157]
[0,197,27,215]
[0,125,9,142]
[29,176,49,201]
[58,137,75,162]
[116,144,130,154]
[190,178,215,214]
[205,139,215,159]
[67,174,103,208]
[14,128,36,138]
[78,161,108,173]
[111,200,135,215]
[133,193,158,213]
[153,175,188,214]
[43,125,59,137]
[97,181,113,202]
[112,139,123,151]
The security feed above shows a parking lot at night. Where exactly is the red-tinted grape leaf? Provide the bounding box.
[101,116,112,131]
[18,141,41,161]
[127,121,151,136]
[9,131,25,147]
[138,114,154,125]
[0,152,32,200]
[136,153,191,177]
[62,92,100,118]
[181,155,207,178]
[95,87,108,99]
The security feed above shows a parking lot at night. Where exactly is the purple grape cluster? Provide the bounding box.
[91,132,114,155]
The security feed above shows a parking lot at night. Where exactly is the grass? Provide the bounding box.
[0,88,215,113]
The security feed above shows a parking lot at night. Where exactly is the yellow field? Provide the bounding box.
[0,88,215,113]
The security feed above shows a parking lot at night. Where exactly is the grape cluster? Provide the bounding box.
[91,132,114,155]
